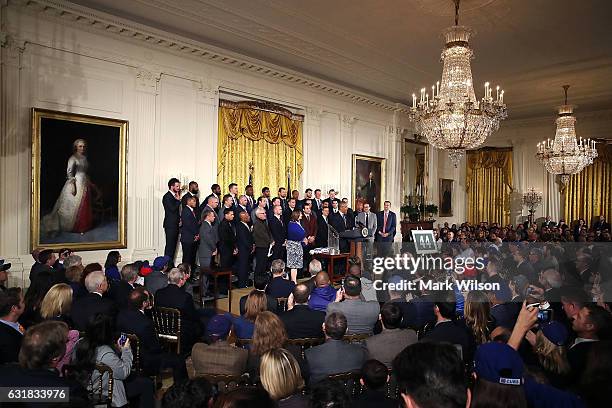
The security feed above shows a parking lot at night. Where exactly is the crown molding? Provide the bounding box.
[10,0,412,115]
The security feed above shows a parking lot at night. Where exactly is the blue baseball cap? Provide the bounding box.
[474,342,524,386]
[540,321,568,346]
[153,256,170,270]
[206,314,232,338]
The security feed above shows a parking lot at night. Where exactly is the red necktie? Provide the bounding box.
[383,212,388,232]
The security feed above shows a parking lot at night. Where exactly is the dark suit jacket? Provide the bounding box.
[235,222,254,253]
[191,340,248,376]
[353,389,396,408]
[329,211,354,233]
[252,218,273,248]
[116,308,163,364]
[181,192,200,218]
[311,198,323,214]
[316,215,330,247]
[323,197,340,209]
[375,211,397,242]
[155,284,199,348]
[421,320,475,362]
[0,322,23,364]
[219,219,237,253]
[145,270,168,296]
[266,277,295,299]
[305,339,367,383]
[29,263,53,284]
[71,292,117,331]
[108,280,136,309]
[234,205,249,222]
[365,328,417,368]
[163,191,181,229]
[269,215,287,244]
[279,305,325,339]
[283,207,298,226]
[180,206,199,243]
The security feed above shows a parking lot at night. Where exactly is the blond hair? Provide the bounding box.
[260,348,304,400]
[40,283,73,319]
[534,330,571,375]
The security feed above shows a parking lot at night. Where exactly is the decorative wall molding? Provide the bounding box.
[135,68,161,94]
[10,0,412,116]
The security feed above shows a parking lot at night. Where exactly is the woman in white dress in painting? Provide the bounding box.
[41,139,93,236]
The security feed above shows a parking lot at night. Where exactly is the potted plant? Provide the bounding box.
[425,204,438,220]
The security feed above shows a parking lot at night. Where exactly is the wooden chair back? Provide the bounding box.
[151,306,182,355]
[286,337,325,359]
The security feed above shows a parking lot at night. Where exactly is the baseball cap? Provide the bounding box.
[206,314,232,338]
[540,321,568,346]
[153,256,170,270]
[0,259,11,271]
[474,342,524,386]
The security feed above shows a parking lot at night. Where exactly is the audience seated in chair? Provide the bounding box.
[352,359,396,408]
[72,313,154,408]
[0,287,25,364]
[239,273,277,316]
[265,259,296,299]
[260,348,308,408]
[70,269,117,331]
[233,290,267,340]
[145,255,171,296]
[191,313,248,377]
[305,311,367,384]
[109,263,140,309]
[366,303,417,368]
[116,287,187,383]
[0,320,89,404]
[308,271,337,312]
[326,275,380,335]
[280,283,325,339]
[155,267,202,354]
[162,377,215,408]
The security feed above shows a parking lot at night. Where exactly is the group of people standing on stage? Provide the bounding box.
[162,179,397,289]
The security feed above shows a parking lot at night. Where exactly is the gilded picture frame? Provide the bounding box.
[439,178,454,217]
[352,154,385,212]
[31,108,128,251]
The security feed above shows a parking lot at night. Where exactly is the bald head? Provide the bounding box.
[315,271,331,287]
[293,283,310,304]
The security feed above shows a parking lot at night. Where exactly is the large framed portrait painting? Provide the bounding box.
[352,154,385,212]
[439,178,454,217]
[31,109,128,251]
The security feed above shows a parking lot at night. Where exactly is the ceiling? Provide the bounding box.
[71,0,612,120]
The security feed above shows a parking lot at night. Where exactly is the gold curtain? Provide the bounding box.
[563,144,612,224]
[466,148,513,225]
[217,100,303,195]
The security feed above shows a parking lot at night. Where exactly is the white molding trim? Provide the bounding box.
[11,0,412,115]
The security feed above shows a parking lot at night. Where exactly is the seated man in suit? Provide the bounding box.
[305,311,367,384]
[420,290,475,363]
[191,313,248,376]
[117,287,187,383]
[568,303,611,381]
[266,259,295,299]
[154,268,202,355]
[0,321,88,404]
[326,276,379,335]
[280,283,325,339]
[239,274,277,316]
[71,270,117,331]
[145,256,171,296]
[109,263,140,309]
[0,287,25,364]
[365,303,417,368]
[352,359,397,408]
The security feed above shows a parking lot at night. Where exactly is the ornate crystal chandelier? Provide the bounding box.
[536,85,598,186]
[409,0,507,167]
